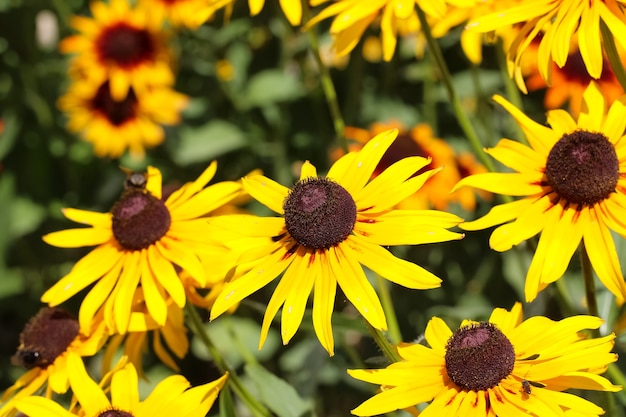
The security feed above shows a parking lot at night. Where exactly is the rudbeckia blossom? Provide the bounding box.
[41,162,242,335]
[15,352,227,417]
[307,0,475,61]
[58,79,188,159]
[210,129,464,355]
[467,0,626,92]
[349,303,620,416]
[343,121,489,211]
[455,82,626,303]
[0,308,107,417]
[61,0,175,101]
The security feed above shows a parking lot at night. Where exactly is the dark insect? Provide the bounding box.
[13,349,46,369]
[521,379,532,395]
[125,172,148,190]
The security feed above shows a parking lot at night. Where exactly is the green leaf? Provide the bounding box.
[218,385,237,417]
[244,363,311,417]
[244,69,304,108]
[173,120,248,165]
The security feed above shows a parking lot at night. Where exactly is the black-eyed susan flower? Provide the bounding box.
[210,129,464,355]
[307,0,475,61]
[467,0,626,92]
[140,0,218,29]
[41,162,242,335]
[349,303,620,416]
[59,79,188,159]
[15,352,227,417]
[62,0,174,101]
[455,82,626,303]
[343,121,489,211]
[0,308,107,417]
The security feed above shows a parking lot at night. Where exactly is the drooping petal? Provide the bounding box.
[312,256,336,355]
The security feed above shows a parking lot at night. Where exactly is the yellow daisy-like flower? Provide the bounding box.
[61,0,174,101]
[0,308,107,417]
[467,0,626,92]
[307,0,475,61]
[59,79,188,159]
[349,303,620,416]
[343,121,489,211]
[41,162,242,335]
[15,352,227,417]
[210,129,464,355]
[140,0,218,29]
[454,82,626,303]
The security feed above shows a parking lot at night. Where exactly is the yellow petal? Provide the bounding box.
[243,175,289,215]
[312,257,336,355]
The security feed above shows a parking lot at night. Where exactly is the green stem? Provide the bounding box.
[185,305,272,417]
[365,322,401,363]
[376,275,402,345]
[601,21,626,92]
[607,363,626,407]
[303,6,347,153]
[415,5,495,172]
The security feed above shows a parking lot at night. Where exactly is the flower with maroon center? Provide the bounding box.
[455,82,626,303]
[61,0,175,101]
[40,162,242,335]
[0,308,107,417]
[348,303,620,416]
[210,129,464,355]
[58,78,187,159]
[15,352,227,417]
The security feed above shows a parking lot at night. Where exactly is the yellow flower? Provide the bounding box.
[0,308,107,417]
[349,303,620,416]
[58,79,188,159]
[210,129,464,355]
[467,0,626,92]
[343,121,489,211]
[455,82,626,303]
[61,0,175,101]
[15,352,226,417]
[307,0,475,61]
[41,163,242,334]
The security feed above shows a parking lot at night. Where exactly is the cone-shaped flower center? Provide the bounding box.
[111,187,171,251]
[98,409,134,417]
[12,308,79,369]
[444,322,515,391]
[283,177,356,249]
[92,82,137,126]
[545,130,619,206]
[96,22,155,68]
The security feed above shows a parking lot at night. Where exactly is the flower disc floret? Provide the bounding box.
[95,22,155,68]
[99,409,133,417]
[445,322,515,391]
[283,177,356,249]
[545,130,618,206]
[111,190,171,250]
[92,82,137,126]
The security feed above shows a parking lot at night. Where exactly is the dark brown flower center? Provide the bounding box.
[92,81,138,126]
[562,50,614,84]
[98,409,134,417]
[444,322,515,391]
[95,22,155,68]
[12,308,79,369]
[374,132,431,177]
[283,177,356,249]
[545,130,619,206]
[111,182,171,251]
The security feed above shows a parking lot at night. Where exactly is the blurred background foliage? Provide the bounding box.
[1,0,626,416]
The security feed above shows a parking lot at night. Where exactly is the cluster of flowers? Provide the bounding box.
[5,0,626,416]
